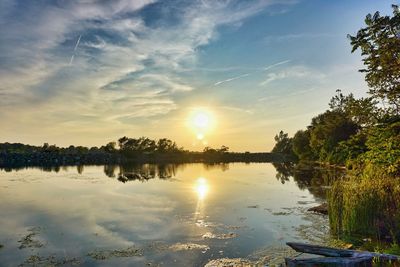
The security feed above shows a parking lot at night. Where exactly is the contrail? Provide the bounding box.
[69,35,82,65]
[69,55,75,65]
[263,60,290,71]
[74,34,82,51]
[214,73,250,86]
[213,59,290,86]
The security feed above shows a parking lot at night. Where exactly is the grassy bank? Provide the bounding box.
[328,168,400,250]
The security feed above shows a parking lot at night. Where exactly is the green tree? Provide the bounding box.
[349,5,400,114]
[292,130,314,160]
[329,90,379,127]
[362,121,400,175]
[331,132,368,165]
[309,110,359,161]
[271,131,294,156]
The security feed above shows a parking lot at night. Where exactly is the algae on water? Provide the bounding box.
[18,228,44,249]
[87,246,143,260]
[19,255,80,267]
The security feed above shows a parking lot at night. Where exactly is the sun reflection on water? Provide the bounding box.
[193,177,209,225]
[195,177,209,200]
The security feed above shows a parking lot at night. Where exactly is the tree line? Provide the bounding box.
[0,136,286,167]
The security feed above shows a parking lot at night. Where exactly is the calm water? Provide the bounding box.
[0,163,335,266]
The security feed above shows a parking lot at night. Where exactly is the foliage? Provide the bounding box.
[384,243,400,256]
[292,130,315,160]
[329,90,379,127]
[203,145,229,154]
[157,138,180,153]
[349,5,400,114]
[330,132,368,166]
[361,121,400,175]
[280,89,376,164]
[103,142,117,153]
[309,110,359,162]
[328,171,400,243]
[271,131,295,156]
[274,5,400,248]
[2,138,282,167]
[118,136,181,156]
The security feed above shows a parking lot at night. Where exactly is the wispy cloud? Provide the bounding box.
[259,65,326,86]
[0,0,299,145]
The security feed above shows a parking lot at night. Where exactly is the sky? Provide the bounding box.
[0,0,396,151]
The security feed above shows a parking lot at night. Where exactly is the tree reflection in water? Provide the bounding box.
[272,162,345,200]
[203,163,229,172]
[115,164,180,182]
[102,163,231,183]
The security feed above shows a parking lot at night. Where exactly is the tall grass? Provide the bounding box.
[328,169,400,243]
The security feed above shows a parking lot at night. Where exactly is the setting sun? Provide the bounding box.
[193,113,210,129]
[187,108,216,141]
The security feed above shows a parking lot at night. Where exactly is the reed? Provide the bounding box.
[328,169,400,244]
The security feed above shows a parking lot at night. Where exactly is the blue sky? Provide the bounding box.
[0,0,396,151]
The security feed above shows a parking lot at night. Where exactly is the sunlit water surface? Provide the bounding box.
[0,163,332,266]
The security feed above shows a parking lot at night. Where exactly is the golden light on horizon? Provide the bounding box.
[196,133,205,140]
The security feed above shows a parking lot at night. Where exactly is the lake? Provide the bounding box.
[0,163,337,266]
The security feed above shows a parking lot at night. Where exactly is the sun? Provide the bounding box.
[193,113,210,129]
[187,108,215,140]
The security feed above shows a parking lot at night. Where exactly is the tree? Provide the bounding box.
[309,110,359,161]
[329,90,379,127]
[203,146,217,153]
[292,130,314,160]
[118,136,129,150]
[271,131,294,156]
[362,121,400,175]
[157,138,178,152]
[218,145,229,153]
[104,142,117,153]
[348,5,400,114]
